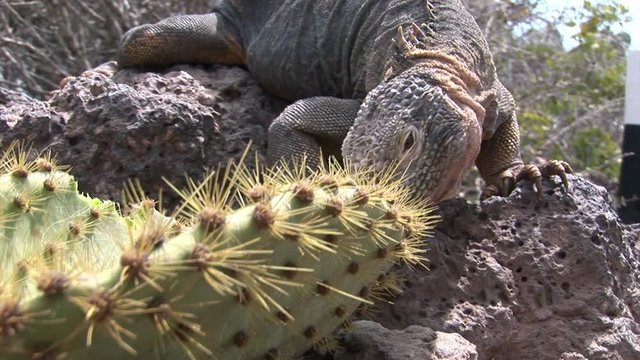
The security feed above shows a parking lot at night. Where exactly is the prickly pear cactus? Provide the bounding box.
[0,143,437,360]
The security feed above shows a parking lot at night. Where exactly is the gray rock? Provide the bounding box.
[1,62,285,206]
[334,320,477,360]
[373,176,640,360]
[559,353,589,360]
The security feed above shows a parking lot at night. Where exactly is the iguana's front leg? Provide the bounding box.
[118,13,245,68]
[476,106,573,200]
[268,97,362,169]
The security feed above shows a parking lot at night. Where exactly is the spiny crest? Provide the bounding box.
[385,21,434,79]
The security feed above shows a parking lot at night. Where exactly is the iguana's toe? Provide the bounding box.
[481,160,573,201]
[480,166,520,200]
[539,160,573,190]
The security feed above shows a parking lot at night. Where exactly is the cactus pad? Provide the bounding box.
[0,143,437,359]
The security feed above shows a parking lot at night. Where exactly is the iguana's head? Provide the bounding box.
[342,71,482,203]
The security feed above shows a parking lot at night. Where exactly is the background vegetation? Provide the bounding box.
[467,0,630,188]
[0,0,631,191]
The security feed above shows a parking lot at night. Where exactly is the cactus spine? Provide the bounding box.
[0,143,437,359]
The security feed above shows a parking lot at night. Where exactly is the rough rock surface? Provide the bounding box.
[333,320,478,360]
[1,62,285,205]
[373,175,640,360]
[2,65,639,359]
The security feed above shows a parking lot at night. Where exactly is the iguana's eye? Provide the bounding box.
[401,125,418,151]
[403,130,415,152]
[400,125,422,160]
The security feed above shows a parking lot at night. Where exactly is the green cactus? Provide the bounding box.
[0,142,437,360]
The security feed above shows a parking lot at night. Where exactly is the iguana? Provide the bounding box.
[117,0,572,203]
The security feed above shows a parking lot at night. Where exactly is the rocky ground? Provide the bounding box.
[2,64,639,360]
[1,62,286,206]
[367,174,640,359]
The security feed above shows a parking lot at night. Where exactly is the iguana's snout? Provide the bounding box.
[342,72,482,203]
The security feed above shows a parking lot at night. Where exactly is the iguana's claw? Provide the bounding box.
[500,177,514,197]
[481,160,573,201]
[539,160,573,190]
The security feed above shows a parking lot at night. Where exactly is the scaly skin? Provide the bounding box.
[117,0,572,203]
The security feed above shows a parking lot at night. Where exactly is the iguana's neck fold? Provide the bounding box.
[407,58,486,126]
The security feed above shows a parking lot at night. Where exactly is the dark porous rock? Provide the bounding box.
[1,87,66,146]
[373,176,640,360]
[1,62,286,206]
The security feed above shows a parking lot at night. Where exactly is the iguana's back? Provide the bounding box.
[214,0,418,99]
[216,0,496,103]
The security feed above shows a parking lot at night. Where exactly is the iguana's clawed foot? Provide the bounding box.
[481,160,574,201]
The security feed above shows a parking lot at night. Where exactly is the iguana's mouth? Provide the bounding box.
[423,167,464,203]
